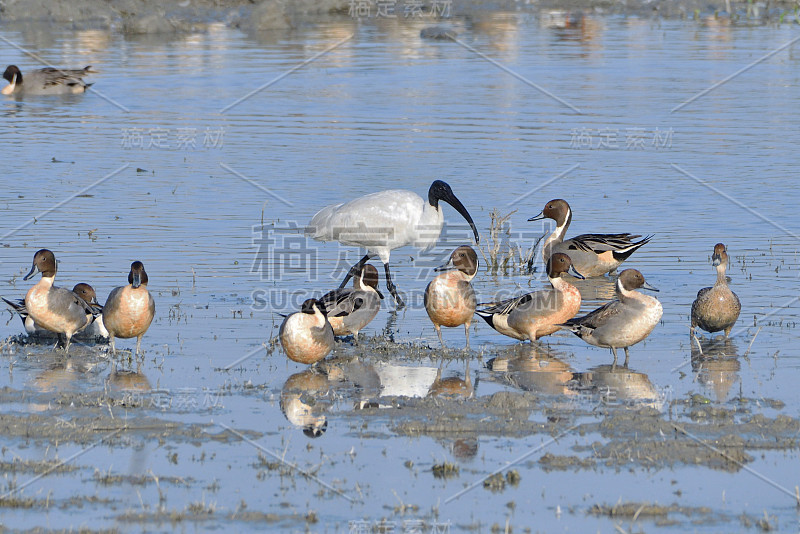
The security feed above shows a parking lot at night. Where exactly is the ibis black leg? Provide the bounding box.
[339,254,372,289]
[383,263,405,309]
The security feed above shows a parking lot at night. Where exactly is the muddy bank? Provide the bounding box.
[301,339,800,476]
[0,0,797,32]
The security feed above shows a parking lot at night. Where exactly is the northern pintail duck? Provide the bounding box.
[306,180,479,307]
[73,283,110,339]
[279,298,335,365]
[691,243,741,340]
[574,365,662,407]
[2,65,96,96]
[528,199,651,277]
[427,360,473,399]
[320,264,383,341]
[280,370,330,437]
[477,252,583,342]
[562,269,662,367]
[424,246,478,349]
[4,282,107,339]
[103,261,156,355]
[22,249,94,352]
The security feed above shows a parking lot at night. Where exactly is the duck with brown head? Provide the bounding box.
[320,264,383,342]
[5,281,107,340]
[102,261,156,355]
[529,199,652,277]
[280,299,335,365]
[691,243,741,343]
[424,246,479,349]
[21,249,95,352]
[477,252,584,342]
[561,269,662,367]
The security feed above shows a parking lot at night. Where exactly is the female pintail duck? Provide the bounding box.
[528,199,651,277]
[2,65,96,96]
[477,253,583,342]
[4,282,107,339]
[103,261,156,355]
[280,299,335,365]
[22,249,94,352]
[691,243,741,341]
[561,269,662,367]
[424,246,478,349]
[320,264,383,341]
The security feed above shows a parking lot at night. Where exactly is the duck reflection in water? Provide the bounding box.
[33,358,98,393]
[425,359,477,462]
[280,369,332,438]
[572,365,665,409]
[323,356,382,409]
[691,337,740,402]
[427,359,473,400]
[107,364,151,393]
[486,344,575,397]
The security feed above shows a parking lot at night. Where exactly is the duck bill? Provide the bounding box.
[23,261,39,281]
[567,264,585,279]
[434,257,456,273]
[441,192,479,244]
[375,288,385,299]
[527,210,545,222]
[131,272,142,289]
[641,281,659,292]
[711,253,722,267]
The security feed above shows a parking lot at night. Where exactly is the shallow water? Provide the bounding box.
[1,12,800,532]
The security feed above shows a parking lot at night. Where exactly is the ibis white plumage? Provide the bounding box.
[305,180,479,307]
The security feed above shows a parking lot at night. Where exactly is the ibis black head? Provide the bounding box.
[428,180,480,244]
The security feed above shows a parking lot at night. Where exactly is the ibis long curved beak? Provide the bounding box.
[442,190,479,244]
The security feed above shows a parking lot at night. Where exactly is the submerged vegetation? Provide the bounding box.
[477,209,544,275]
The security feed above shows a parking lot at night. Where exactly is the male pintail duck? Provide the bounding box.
[320,264,383,341]
[280,299,335,365]
[477,253,583,342]
[424,246,478,349]
[561,269,662,367]
[103,261,156,355]
[528,199,651,277]
[691,243,741,341]
[22,249,94,352]
[2,65,96,96]
[4,282,107,339]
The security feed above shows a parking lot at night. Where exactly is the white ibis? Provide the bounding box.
[305,180,479,307]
